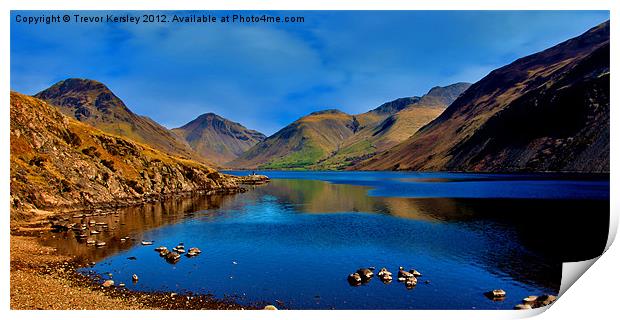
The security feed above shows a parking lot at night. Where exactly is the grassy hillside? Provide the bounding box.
[228,110,359,169]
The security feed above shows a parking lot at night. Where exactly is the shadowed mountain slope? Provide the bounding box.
[356,21,610,172]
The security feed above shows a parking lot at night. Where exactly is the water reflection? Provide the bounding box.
[234,179,608,290]
[41,175,609,309]
[42,194,239,261]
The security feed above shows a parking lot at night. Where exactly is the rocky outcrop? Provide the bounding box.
[10,92,244,220]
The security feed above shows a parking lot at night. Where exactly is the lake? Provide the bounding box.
[43,171,609,309]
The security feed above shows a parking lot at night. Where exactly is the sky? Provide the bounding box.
[11,11,609,135]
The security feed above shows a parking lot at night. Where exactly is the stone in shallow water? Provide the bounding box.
[165,251,181,263]
[536,294,557,306]
[409,269,422,277]
[356,268,374,280]
[347,273,362,286]
[378,268,393,282]
[102,280,114,287]
[485,289,506,300]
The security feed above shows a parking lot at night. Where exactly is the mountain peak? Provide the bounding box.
[369,97,421,115]
[34,78,130,117]
[36,78,114,100]
[420,82,472,106]
[196,112,221,119]
[172,113,266,165]
[308,109,347,116]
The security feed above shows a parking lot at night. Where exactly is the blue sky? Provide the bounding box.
[11,11,609,135]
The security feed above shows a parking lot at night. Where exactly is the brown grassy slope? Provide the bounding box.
[10,92,241,220]
[356,21,610,172]
[172,113,265,165]
[34,78,207,164]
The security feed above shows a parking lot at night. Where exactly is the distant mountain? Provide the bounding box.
[172,113,266,165]
[228,83,469,170]
[228,109,359,169]
[10,92,241,219]
[356,21,609,172]
[315,83,470,169]
[34,78,204,163]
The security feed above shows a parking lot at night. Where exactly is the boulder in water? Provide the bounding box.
[159,248,170,257]
[397,267,414,281]
[347,273,362,286]
[409,269,422,277]
[356,268,374,280]
[485,289,506,300]
[377,267,393,282]
[165,251,181,263]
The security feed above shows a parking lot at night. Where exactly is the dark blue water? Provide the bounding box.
[56,172,608,309]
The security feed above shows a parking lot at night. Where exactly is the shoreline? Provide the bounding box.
[10,210,263,310]
[14,173,270,219]
[10,175,271,310]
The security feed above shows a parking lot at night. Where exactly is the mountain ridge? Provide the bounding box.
[228,82,470,169]
[355,21,610,172]
[34,78,206,164]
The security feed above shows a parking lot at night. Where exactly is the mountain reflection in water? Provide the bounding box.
[42,172,609,309]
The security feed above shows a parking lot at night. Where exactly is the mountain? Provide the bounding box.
[171,113,266,165]
[314,83,470,169]
[10,92,242,220]
[228,83,469,170]
[356,21,609,172]
[34,78,205,163]
[228,109,359,169]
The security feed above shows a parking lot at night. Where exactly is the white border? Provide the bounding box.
[2,1,617,320]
